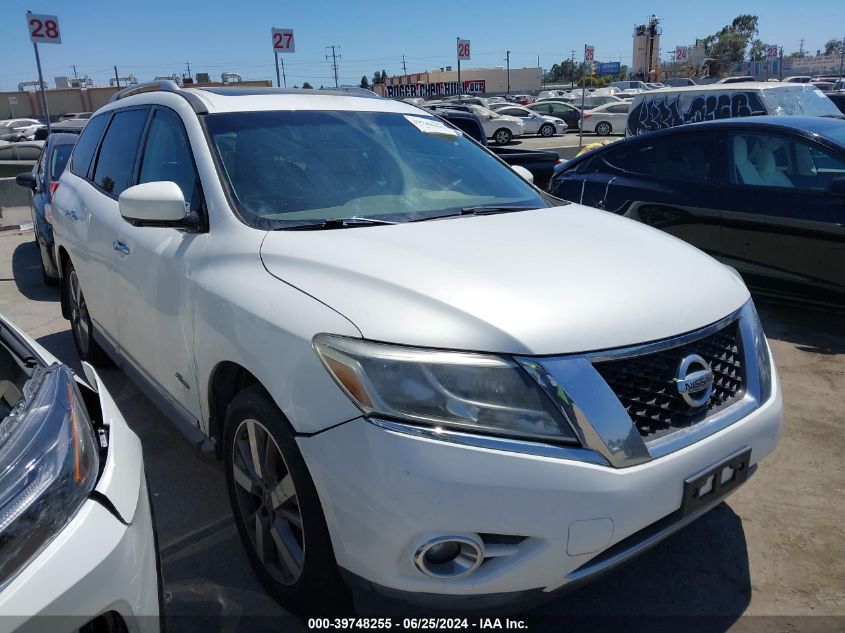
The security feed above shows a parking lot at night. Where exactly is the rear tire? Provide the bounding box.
[223,384,351,616]
[493,128,512,145]
[595,121,612,136]
[539,123,555,137]
[64,261,108,364]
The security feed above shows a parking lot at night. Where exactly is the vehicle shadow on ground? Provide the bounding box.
[10,239,60,302]
[35,329,82,374]
[757,301,845,355]
[525,502,751,632]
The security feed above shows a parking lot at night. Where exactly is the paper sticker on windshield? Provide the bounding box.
[404,115,460,138]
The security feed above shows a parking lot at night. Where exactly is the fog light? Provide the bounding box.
[414,536,484,579]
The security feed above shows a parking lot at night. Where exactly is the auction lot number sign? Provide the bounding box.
[272,28,295,53]
[27,13,61,44]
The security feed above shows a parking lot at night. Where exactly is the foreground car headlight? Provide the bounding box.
[313,335,578,443]
[0,366,99,588]
[747,301,773,403]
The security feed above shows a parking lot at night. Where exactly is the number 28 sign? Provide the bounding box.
[272,28,295,53]
[27,13,61,44]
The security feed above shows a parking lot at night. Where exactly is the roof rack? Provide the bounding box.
[108,80,207,113]
[109,80,181,102]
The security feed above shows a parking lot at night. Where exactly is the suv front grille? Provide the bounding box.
[592,321,745,441]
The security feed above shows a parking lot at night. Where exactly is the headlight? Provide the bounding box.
[313,335,579,443]
[0,366,99,588]
[747,301,773,403]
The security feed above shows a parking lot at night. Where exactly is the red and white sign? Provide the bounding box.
[271,28,295,53]
[675,46,688,62]
[766,45,779,59]
[457,39,471,61]
[584,46,595,62]
[27,13,61,44]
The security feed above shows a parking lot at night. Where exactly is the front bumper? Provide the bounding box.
[298,365,782,608]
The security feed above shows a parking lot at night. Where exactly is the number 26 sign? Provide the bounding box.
[27,13,61,44]
[272,28,295,53]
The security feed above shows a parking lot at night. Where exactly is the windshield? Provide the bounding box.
[205,110,547,228]
[761,87,842,116]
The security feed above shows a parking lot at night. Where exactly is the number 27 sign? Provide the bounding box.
[27,13,61,44]
[272,28,295,53]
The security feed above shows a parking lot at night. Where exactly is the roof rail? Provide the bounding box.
[109,80,181,102]
[107,80,208,114]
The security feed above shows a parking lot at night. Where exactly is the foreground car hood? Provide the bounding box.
[260,205,749,355]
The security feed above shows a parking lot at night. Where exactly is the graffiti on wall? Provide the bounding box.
[628,91,767,135]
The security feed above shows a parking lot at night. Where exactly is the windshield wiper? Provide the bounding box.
[276,216,399,231]
[413,205,539,222]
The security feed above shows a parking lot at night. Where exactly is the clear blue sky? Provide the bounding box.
[1,0,842,90]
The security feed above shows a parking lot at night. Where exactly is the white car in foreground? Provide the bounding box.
[50,84,782,615]
[580,101,631,135]
[489,103,567,136]
[0,315,160,631]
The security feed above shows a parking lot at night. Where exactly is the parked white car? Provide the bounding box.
[466,104,525,144]
[580,101,630,135]
[0,314,160,631]
[0,119,42,142]
[537,90,569,100]
[488,103,567,136]
[50,84,782,615]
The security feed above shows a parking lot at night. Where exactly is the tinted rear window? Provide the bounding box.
[70,113,109,177]
[49,143,74,180]
[92,109,149,195]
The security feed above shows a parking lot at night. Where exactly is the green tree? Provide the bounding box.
[380,70,388,83]
[302,82,313,89]
[372,71,381,85]
[824,38,845,56]
[697,14,759,76]
[749,39,768,61]
[360,75,370,89]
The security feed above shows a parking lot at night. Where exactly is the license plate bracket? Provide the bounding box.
[681,448,751,516]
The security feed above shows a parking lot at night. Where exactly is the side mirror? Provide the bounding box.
[824,177,845,197]
[119,181,189,224]
[512,165,534,184]
[15,172,37,190]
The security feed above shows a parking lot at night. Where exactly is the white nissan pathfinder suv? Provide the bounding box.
[50,82,783,614]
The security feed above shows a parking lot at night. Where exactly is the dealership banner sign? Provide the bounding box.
[384,80,487,98]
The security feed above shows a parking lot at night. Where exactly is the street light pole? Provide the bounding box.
[506,50,510,95]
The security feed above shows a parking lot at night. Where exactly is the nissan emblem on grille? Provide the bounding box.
[675,354,715,407]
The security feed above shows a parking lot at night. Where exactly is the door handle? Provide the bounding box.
[113,240,130,256]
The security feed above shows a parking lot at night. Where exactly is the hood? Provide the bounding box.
[260,205,749,355]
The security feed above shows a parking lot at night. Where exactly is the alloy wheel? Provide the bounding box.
[231,418,305,585]
[68,269,90,355]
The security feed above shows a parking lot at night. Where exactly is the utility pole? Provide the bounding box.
[538,54,542,88]
[326,45,341,87]
[571,50,576,88]
[186,61,192,82]
[457,36,461,103]
[402,54,407,75]
[779,47,784,80]
[799,38,805,57]
[506,50,510,95]
[114,65,120,89]
[72,64,78,78]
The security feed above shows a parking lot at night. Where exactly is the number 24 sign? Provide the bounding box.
[272,28,295,53]
[27,13,61,44]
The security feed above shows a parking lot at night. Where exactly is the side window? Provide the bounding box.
[532,104,551,114]
[49,144,74,181]
[608,104,629,114]
[550,104,569,115]
[604,133,719,183]
[37,147,47,185]
[500,108,523,117]
[70,113,110,177]
[728,131,845,190]
[92,108,149,196]
[138,108,202,212]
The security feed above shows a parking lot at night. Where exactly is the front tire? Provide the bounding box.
[539,123,555,137]
[595,121,612,136]
[224,384,351,616]
[64,261,108,363]
[493,128,512,145]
